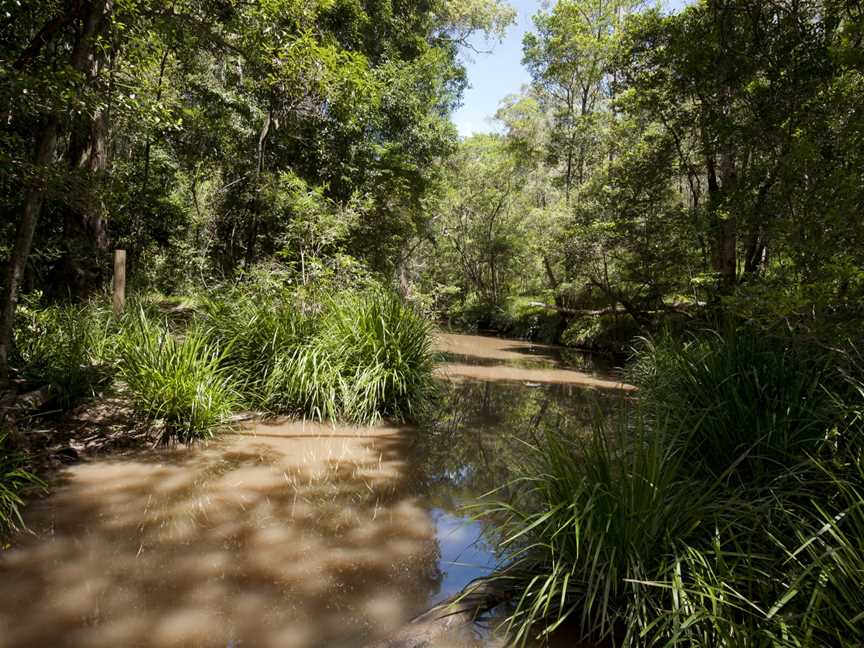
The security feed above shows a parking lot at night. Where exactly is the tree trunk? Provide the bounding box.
[0,0,109,385]
[244,108,272,269]
[0,119,60,383]
[705,152,737,291]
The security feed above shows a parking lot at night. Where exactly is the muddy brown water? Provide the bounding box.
[0,333,630,647]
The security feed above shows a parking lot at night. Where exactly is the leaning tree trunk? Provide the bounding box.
[0,0,109,386]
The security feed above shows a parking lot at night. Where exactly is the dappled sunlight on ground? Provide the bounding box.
[0,421,440,647]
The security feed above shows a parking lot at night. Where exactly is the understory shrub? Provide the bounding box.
[506,300,563,343]
[447,296,515,332]
[482,327,864,647]
[13,299,116,408]
[561,313,641,352]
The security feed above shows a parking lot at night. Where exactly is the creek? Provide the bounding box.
[0,332,630,647]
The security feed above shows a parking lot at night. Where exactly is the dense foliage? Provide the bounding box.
[202,275,435,423]
[2,1,863,642]
[119,313,239,442]
[9,275,435,442]
[415,0,864,350]
[0,0,513,379]
[430,5,864,642]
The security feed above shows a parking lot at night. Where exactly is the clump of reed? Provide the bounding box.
[11,277,435,440]
[481,326,864,647]
[202,282,434,423]
[118,310,238,443]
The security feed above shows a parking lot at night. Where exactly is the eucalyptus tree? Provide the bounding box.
[432,134,535,317]
[523,0,640,204]
[495,90,571,308]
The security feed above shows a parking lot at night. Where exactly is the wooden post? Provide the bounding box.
[112,249,126,316]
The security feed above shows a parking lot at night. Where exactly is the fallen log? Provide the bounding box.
[0,385,54,415]
[527,302,625,317]
[528,301,701,320]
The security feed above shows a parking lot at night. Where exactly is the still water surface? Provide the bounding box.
[0,332,629,647]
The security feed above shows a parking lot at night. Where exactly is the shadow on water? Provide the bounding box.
[0,333,629,647]
[0,422,443,648]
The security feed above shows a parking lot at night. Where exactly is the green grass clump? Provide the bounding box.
[295,287,435,422]
[0,431,44,536]
[481,327,864,647]
[13,300,116,408]
[200,285,312,404]
[483,415,721,645]
[630,328,840,482]
[202,281,434,423]
[11,278,434,440]
[119,312,238,442]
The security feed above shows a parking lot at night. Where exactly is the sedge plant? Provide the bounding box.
[13,299,116,408]
[0,431,44,536]
[118,310,238,442]
[479,326,864,646]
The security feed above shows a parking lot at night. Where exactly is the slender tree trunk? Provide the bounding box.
[705,151,737,291]
[0,0,109,385]
[142,47,170,193]
[543,255,568,341]
[564,146,574,206]
[245,108,272,269]
[0,119,60,383]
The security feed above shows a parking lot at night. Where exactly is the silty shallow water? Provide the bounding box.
[0,332,630,647]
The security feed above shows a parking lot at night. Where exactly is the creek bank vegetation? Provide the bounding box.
[423,0,863,644]
[10,273,435,437]
[0,0,512,538]
[477,328,864,646]
[416,0,864,356]
[0,272,436,535]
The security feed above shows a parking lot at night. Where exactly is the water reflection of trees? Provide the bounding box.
[412,378,624,509]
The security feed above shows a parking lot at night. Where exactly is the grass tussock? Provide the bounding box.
[118,311,239,442]
[10,276,434,440]
[481,326,864,647]
[203,283,434,423]
[630,330,839,482]
[298,288,435,422]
